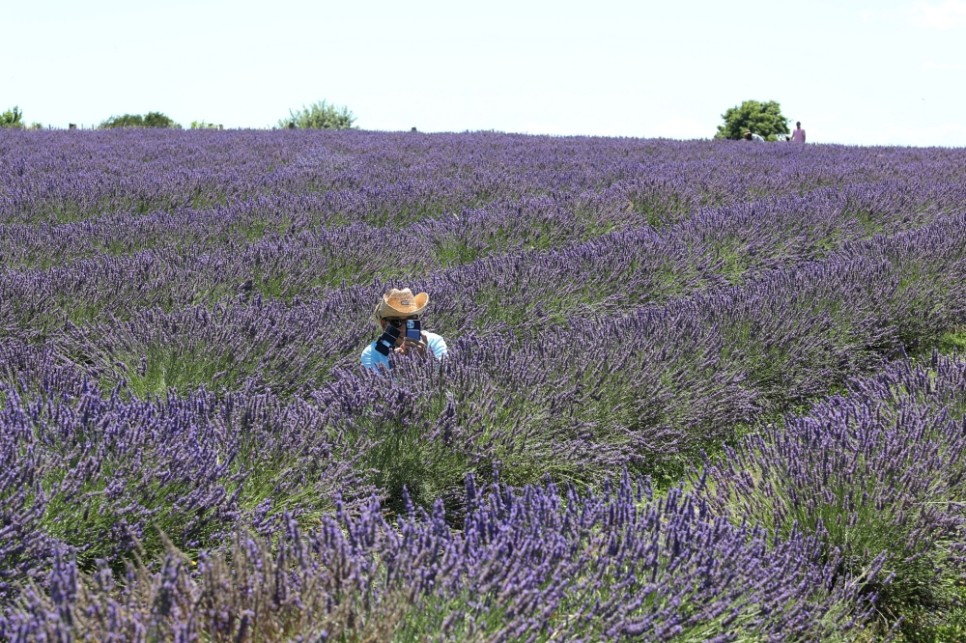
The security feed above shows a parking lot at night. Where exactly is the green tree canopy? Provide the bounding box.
[715,100,790,141]
[280,100,355,130]
[99,112,180,129]
[1,106,24,128]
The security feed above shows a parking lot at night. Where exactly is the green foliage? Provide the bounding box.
[715,99,790,141]
[938,328,966,354]
[280,100,355,130]
[143,112,178,128]
[347,390,473,516]
[190,120,222,129]
[99,112,181,129]
[101,114,144,128]
[1,105,24,128]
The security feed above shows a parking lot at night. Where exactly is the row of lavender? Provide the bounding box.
[4,352,965,641]
[1,207,962,590]
[7,131,965,227]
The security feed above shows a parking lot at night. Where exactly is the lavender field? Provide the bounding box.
[1,129,965,641]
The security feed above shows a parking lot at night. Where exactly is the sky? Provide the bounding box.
[4,0,966,146]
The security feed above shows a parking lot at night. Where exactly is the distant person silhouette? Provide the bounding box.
[791,121,806,143]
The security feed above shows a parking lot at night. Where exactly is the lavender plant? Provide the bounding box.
[700,352,966,637]
[0,476,880,642]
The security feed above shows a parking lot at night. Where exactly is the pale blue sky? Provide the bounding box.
[4,0,966,145]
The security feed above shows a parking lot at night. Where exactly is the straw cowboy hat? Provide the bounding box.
[373,288,429,322]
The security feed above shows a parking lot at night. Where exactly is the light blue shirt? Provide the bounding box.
[360,331,448,371]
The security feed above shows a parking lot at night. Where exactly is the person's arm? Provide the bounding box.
[425,333,448,359]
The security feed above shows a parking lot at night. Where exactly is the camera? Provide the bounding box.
[405,318,422,342]
[374,323,400,356]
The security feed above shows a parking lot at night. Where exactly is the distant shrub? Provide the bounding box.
[280,100,355,130]
[1,106,24,129]
[99,112,181,129]
[190,120,223,130]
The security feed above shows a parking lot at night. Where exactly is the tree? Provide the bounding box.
[280,100,355,130]
[99,112,180,129]
[100,114,144,128]
[142,112,179,128]
[1,106,24,128]
[715,100,789,141]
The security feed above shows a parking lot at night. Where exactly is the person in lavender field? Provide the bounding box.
[743,130,766,142]
[361,287,448,371]
[791,121,806,143]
